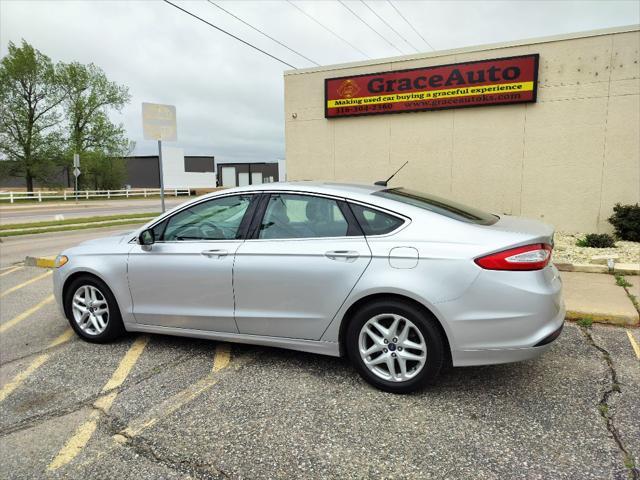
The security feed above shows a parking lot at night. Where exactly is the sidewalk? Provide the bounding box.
[561,271,639,326]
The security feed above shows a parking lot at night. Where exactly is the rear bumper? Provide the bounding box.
[438,264,565,367]
[451,310,565,366]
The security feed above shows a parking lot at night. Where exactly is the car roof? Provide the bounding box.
[213,181,390,199]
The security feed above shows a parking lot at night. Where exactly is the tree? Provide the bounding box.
[80,150,128,190]
[0,40,65,191]
[57,61,131,189]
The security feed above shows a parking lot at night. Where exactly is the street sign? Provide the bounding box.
[142,102,177,213]
[142,102,177,142]
[73,167,81,177]
[73,153,80,168]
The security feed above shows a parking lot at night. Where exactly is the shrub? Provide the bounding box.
[576,233,616,248]
[608,203,640,242]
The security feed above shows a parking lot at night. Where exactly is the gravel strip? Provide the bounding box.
[553,232,640,265]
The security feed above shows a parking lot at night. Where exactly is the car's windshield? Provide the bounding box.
[374,188,499,225]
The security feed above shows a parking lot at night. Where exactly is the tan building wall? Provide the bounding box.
[284,26,640,233]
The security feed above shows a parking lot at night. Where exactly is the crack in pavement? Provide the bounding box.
[0,350,203,437]
[72,356,259,478]
[0,331,75,368]
[579,325,640,480]
[113,429,230,480]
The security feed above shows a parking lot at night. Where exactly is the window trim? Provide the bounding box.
[346,200,409,238]
[246,191,364,241]
[131,189,410,244]
[375,187,499,226]
[140,192,260,244]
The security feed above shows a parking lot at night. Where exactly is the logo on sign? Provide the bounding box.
[337,79,360,99]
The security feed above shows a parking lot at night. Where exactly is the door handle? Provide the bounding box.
[325,250,359,262]
[201,249,228,258]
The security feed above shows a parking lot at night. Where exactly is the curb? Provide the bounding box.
[25,256,56,268]
[555,262,640,275]
[565,310,639,327]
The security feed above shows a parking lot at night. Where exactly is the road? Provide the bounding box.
[0,265,639,479]
[0,198,186,225]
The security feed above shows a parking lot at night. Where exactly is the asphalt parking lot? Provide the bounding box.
[1,265,639,479]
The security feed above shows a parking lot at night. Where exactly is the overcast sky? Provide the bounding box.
[2,0,638,162]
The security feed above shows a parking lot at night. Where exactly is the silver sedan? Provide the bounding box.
[53,182,564,393]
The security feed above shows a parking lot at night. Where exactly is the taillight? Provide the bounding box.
[475,243,552,271]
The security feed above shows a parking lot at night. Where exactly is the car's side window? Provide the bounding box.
[349,203,404,236]
[151,218,167,241]
[258,194,349,239]
[161,195,252,241]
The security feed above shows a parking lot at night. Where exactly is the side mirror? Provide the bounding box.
[138,229,155,246]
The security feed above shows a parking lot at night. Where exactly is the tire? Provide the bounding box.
[346,299,445,394]
[64,274,125,343]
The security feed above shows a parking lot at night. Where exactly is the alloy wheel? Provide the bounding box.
[358,313,427,382]
[71,285,110,336]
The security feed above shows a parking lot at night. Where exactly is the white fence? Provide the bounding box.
[0,188,191,203]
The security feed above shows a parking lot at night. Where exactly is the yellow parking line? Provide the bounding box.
[0,295,54,334]
[75,343,240,471]
[0,266,23,277]
[0,328,74,403]
[0,270,52,298]
[48,336,149,471]
[49,328,75,348]
[114,342,232,442]
[212,343,231,372]
[0,355,49,403]
[626,330,640,360]
[0,264,22,271]
[102,336,149,392]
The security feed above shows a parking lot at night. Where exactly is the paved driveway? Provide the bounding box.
[1,266,638,479]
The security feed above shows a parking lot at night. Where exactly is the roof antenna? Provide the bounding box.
[375,161,409,187]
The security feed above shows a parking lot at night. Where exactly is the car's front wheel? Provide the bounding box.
[346,299,445,393]
[64,275,125,343]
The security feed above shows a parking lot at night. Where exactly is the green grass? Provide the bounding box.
[0,219,152,237]
[0,212,159,231]
[577,317,594,328]
[624,454,636,470]
[614,274,633,288]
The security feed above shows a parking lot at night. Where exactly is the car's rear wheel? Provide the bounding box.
[346,299,445,393]
[64,275,125,343]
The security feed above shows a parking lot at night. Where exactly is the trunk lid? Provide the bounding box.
[488,215,555,245]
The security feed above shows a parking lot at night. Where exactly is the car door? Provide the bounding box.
[127,193,255,332]
[233,192,372,340]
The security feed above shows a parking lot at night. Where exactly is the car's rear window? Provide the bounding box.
[374,188,499,225]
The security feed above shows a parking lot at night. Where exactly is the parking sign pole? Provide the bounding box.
[142,102,175,214]
[158,139,166,213]
[73,153,80,204]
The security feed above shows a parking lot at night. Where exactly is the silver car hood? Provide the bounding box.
[79,232,133,247]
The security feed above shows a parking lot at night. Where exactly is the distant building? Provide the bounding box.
[1,150,286,191]
[215,159,285,187]
[125,154,215,188]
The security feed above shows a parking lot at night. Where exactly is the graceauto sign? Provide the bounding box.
[324,54,539,118]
